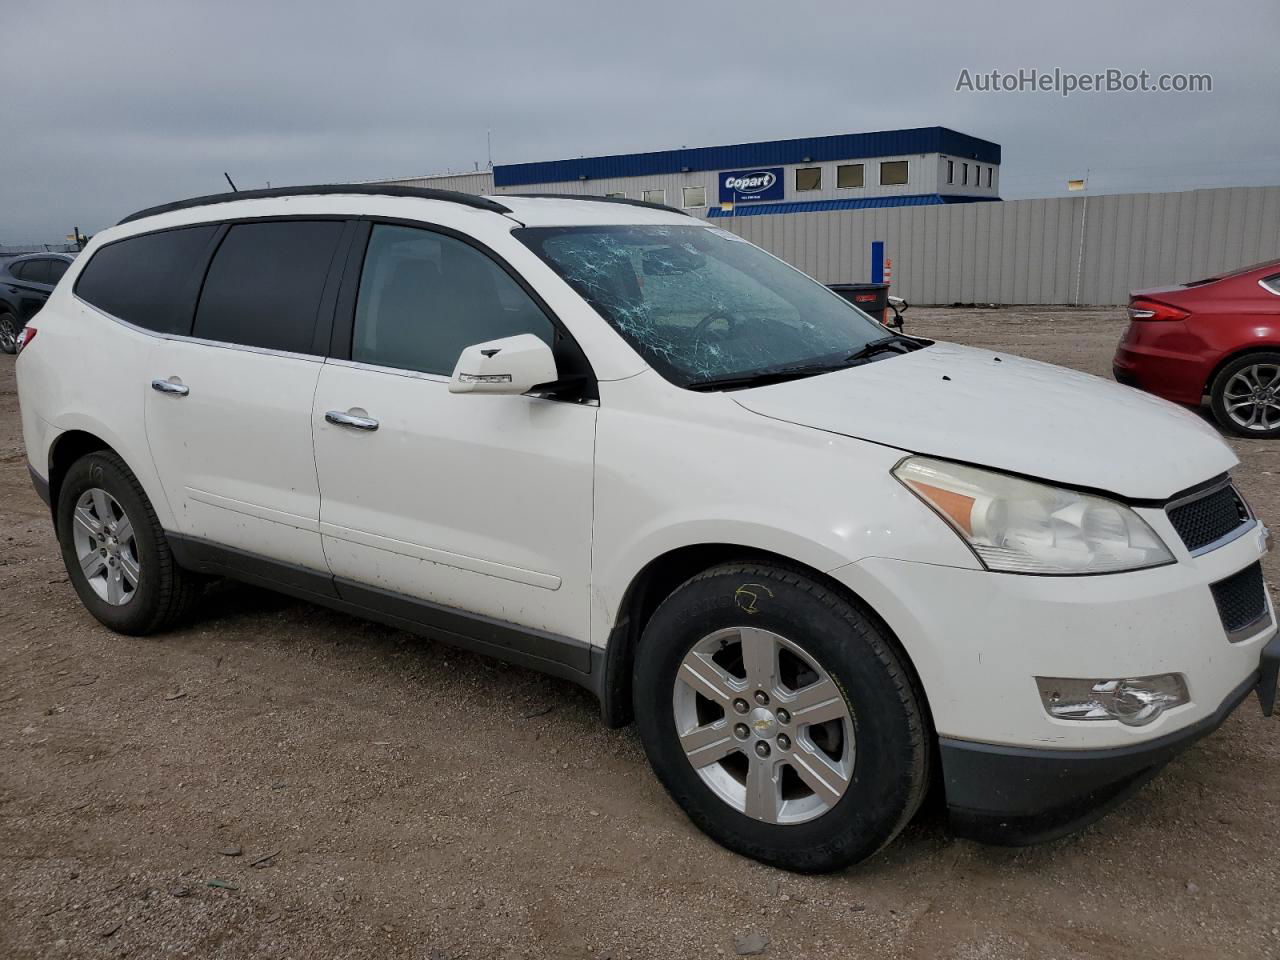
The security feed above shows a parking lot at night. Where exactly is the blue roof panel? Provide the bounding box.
[493,127,1000,187]
[704,194,1000,218]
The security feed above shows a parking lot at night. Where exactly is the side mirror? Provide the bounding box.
[448,334,558,395]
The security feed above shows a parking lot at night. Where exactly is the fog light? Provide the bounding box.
[1035,674,1189,727]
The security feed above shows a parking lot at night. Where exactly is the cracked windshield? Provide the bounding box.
[516,225,904,388]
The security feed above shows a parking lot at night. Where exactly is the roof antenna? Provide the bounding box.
[223,172,239,192]
[487,128,493,169]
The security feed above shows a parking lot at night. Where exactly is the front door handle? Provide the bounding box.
[325,410,379,431]
[151,378,189,397]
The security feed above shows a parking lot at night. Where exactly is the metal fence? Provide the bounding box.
[0,243,78,255]
[714,185,1280,306]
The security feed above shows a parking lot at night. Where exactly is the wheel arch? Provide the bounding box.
[1203,343,1280,397]
[596,543,933,739]
[46,430,117,530]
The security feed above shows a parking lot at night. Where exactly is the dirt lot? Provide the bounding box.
[2,306,1277,960]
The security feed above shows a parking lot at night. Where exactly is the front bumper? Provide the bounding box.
[940,662,1274,844]
[831,504,1275,844]
[833,513,1274,750]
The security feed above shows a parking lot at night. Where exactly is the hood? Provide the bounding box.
[732,342,1237,500]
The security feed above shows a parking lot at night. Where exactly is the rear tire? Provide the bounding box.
[0,312,18,354]
[633,562,930,872]
[56,451,201,634]
[1209,352,1280,439]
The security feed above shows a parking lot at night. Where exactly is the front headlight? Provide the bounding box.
[894,456,1174,574]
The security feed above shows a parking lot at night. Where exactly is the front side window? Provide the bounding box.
[516,225,894,388]
[881,161,909,186]
[837,164,864,189]
[795,167,822,191]
[642,189,666,205]
[75,225,220,334]
[47,259,70,283]
[193,221,345,354]
[352,224,554,376]
[682,185,706,208]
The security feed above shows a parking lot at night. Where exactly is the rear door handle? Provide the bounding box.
[151,378,189,397]
[325,410,379,431]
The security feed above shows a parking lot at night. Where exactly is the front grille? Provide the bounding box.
[1210,562,1270,641]
[1166,481,1250,553]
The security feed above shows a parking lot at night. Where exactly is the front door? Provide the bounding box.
[312,222,596,644]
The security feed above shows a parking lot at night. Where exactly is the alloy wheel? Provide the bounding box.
[672,626,855,824]
[0,316,16,353]
[71,488,140,605]
[1223,362,1280,433]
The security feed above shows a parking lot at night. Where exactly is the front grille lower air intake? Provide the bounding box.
[1209,561,1271,642]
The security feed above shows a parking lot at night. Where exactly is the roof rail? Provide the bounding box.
[117,183,512,226]
[502,193,693,218]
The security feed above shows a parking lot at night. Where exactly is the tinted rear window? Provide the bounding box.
[16,259,51,283]
[75,226,219,334]
[47,259,70,283]
[192,221,344,354]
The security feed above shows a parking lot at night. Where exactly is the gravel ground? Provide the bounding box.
[1,306,1277,960]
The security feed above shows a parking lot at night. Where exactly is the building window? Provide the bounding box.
[880,161,908,186]
[605,192,626,199]
[682,185,706,208]
[961,163,969,186]
[836,164,864,189]
[946,160,954,184]
[642,189,665,205]
[795,167,822,191]
[986,167,993,188]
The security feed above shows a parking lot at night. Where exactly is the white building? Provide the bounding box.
[369,126,1001,220]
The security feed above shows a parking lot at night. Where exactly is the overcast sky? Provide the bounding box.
[2,0,1277,243]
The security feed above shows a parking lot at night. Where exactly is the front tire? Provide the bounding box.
[1209,352,1280,438]
[633,562,930,872]
[56,451,201,634]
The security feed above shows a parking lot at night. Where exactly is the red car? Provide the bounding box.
[1114,258,1280,438]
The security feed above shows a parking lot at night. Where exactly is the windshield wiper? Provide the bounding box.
[844,334,923,365]
[686,336,927,391]
[685,362,846,392]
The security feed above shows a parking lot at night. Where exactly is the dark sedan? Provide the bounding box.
[1,252,74,353]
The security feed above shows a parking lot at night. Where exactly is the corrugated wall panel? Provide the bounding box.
[367,178,1280,306]
[715,185,1280,305]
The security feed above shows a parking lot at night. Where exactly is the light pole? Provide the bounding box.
[1070,171,1090,306]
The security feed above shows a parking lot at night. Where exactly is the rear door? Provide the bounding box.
[12,258,54,321]
[145,219,353,575]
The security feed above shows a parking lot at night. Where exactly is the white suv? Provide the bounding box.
[16,185,1278,872]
